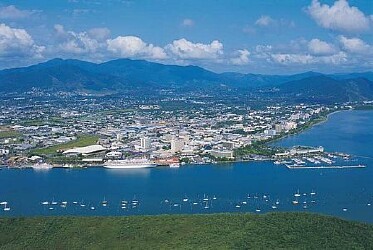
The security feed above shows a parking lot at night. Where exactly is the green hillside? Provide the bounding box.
[0,213,372,249]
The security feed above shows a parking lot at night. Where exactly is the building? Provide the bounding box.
[63,145,106,157]
[274,124,283,133]
[171,138,184,153]
[210,150,234,159]
[140,137,151,149]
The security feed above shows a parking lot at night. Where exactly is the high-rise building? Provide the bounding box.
[140,137,151,149]
[171,138,184,153]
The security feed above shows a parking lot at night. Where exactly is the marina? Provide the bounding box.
[285,164,366,169]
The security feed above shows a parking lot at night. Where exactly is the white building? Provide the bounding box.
[171,138,184,153]
[140,137,151,149]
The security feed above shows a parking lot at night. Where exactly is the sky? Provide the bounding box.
[0,0,372,74]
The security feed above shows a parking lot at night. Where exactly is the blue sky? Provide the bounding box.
[0,0,372,74]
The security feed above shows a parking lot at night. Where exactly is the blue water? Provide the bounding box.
[0,110,372,222]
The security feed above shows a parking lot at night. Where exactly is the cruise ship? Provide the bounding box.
[103,159,156,169]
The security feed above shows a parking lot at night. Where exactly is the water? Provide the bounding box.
[0,110,372,222]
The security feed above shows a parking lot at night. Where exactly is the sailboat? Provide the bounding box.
[294,190,301,197]
[3,204,10,211]
[102,197,108,207]
[292,198,299,205]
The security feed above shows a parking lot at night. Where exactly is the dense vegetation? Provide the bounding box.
[1,58,372,104]
[0,213,371,249]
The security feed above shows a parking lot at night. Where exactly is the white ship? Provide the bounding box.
[103,159,156,169]
[31,163,53,170]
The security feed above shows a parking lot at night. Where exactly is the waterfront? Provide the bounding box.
[0,110,372,223]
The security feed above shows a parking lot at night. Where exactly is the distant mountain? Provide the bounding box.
[278,75,373,103]
[0,58,372,103]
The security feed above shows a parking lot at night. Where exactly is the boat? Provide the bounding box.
[271,205,277,209]
[294,190,301,197]
[103,158,156,169]
[32,163,53,170]
[169,163,180,168]
[3,203,10,211]
[41,201,49,205]
[102,197,108,206]
[255,209,261,212]
[292,199,299,205]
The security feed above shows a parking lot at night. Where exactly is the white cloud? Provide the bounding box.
[271,53,314,65]
[181,18,194,27]
[255,15,276,27]
[308,38,337,55]
[107,36,167,59]
[0,5,39,19]
[339,36,371,54]
[88,27,111,41]
[307,0,372,33]
[53,24,101,55]
[230,49,250,65]
[0,23,44,58]
[166,38,223,60]
[269,51,348,66]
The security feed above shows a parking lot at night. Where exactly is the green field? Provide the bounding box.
[0,130,21,139]
[30,135,99,155]
[0,213,371,249]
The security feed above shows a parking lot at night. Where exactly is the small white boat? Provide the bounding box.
[235,205,241,208]
[3,204,10,211]
[182,197,189,202]
[192,202,199,205]
[49,207,54,210]
[173,203,180,207]
[0,201,8,206]
[169,163,180,168]
[80,204,86,207]
[342,208,348,212]
[212,196,217,200]
[292,200,299,205]
[255,209,261,212]
[41,201,49,205]
[73,201,78,205]
[275,199,280,205]
[90,206,95,210]
[102,197,108,206]
[294,190,301,197]
[272,205,277,209]
[242,201,247,205]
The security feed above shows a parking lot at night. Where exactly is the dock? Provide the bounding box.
[285,164,366,169]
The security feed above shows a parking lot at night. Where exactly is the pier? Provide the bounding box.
[286,164,366,169]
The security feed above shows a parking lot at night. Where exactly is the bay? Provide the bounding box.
[0,110,372,223]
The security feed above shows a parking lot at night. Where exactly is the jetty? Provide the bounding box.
[286,164,366,169]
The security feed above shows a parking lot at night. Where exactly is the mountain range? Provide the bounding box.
[0,58,372,102]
